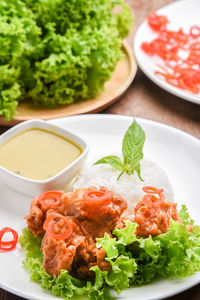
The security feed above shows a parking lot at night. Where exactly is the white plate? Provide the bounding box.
[134,0,200,105]
[0,114,200,300]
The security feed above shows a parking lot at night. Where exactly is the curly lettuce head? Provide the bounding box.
[0,0,133,120]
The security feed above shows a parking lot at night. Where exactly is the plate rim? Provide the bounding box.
[49,113,200,144]
[133,0,200,105]
[0,114,200,300]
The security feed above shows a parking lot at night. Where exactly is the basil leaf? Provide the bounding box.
[94,120,145,181]
[122,120,145,165]
[133,163,143,181]
[94,156,124,172]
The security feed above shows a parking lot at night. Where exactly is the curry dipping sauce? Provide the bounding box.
[0,128,82,180]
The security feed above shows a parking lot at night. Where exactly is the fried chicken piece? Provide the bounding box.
[62,186,127,228]
[26,197,46,237]
[27,187,127,278]
[26,191,65,237]
[134,191,180,237]
[41,212,85,276]
[41,211,110,277]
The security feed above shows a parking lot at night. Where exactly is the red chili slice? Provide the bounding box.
[38,190,64,208]
[141,42,154,56]
[141,12,200,95]
[143,186,164,203]
[189,25,200,38]
[83,190,112,206]
[189,41,200,51]
[143,186,163,194]
[44,213,73,240]
[0,227,18,251]
[148,11,169,32]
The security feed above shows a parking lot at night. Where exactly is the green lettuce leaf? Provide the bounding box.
[0,0,133,120]
[19,228,108,299]
[19,205,200,300]
[179,204,195,226]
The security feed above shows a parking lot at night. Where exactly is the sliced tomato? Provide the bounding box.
[0,227,18,251]
[38,190,65,208]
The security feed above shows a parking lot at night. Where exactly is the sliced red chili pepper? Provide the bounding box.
[44,213,73,240]
[148,11,169,32]
[178,73,199,94]
[1,240,13,246]
[143,186,163,194]
[187,50,200,65]
[141,42,154,56]
[166,77,180,88]
[189,42,200,51]
[0,227,18,251]
[141,12,200,94]
[189,25,200,38]
[38,190,64,208]
[83,190,112,206]
[143,186,164,203]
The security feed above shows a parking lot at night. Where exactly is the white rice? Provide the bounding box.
[72,157,174,215]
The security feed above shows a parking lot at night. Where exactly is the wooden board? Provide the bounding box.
[0,40,137,126]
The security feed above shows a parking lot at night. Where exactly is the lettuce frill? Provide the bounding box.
[0,0,133,120]
[19,205,200,300]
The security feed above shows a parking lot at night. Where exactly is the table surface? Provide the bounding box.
[0,0,200,300]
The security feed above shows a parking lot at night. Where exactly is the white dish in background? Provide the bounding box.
[0,114,200,300]
[134,0,200,105]
[0,119,89,196]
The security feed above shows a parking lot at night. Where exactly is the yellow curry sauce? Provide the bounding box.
[0,128,82,180]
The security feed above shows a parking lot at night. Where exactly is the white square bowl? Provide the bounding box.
[0,119,89,196]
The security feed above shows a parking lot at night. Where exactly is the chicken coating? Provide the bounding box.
[134,190,180,237]
[26,187,127,278]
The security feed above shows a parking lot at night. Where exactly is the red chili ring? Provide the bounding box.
[83,190,112,206]
[38,190,65,208]
[143,186,163,195]
[189,25,200,38]
[0,227,18,251]
[44,213,73,240]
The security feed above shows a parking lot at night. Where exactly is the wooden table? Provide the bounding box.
[0,0,199,299]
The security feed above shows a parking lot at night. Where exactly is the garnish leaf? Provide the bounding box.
[94,156,124,172]
[122,119,145,164]
[94,120,145,181]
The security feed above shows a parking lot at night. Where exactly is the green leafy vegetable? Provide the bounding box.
[94,120,145,180]
[179,204,194,226]
[0,0,133,120]
[20,206,200,300]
